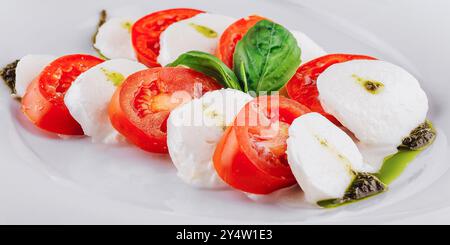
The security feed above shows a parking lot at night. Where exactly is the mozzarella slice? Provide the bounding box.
[64,59,146,144]
[317,60,428,169]
[287,112,373,205]
[167,89,253,189]
[158,13,235,66]
[15,55,55,97]
[291,30,327,64]
[94,17,136,60]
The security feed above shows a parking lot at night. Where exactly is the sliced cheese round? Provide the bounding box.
[94,17,137,60]
[287,112,373,205]
[157,13,235,66]
[64,59,146,144]
[167,89,253,189]
[291,30,327,64]
[15,55,56,97]
[317,59,428,146]
[317,60,428,169]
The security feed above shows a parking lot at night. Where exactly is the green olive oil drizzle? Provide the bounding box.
[189,23,218,38]
[375,150,422,185]
[352,74,384,94]
[100,68,125,86]
[378,121,436,185]
[314,135,354,176]
[121,21,133,33]
[318,121,436,208]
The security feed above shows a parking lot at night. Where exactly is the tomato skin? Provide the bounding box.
[217,15,266,68]
[22,78,82,135]
[131,8,204,67]
[109,67,221,154]
[214,126,295,194]
[21,54,104,135]
[109,84,168,153]
[213,96,311,194]
[286,54,376,124]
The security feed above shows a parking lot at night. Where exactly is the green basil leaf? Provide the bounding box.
[233,19,301,94]
[237,61,249,93]
[167,51,242,90]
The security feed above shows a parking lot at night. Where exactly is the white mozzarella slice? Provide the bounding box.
[287,112,373,205]
[357,143,398,171]
[15,55,55,97]
[157,13,235,66]
[94,17,137,60]
[291,30,327,64]
[64,59,146,144]
[316,60,428,169]
[167,89,253,189]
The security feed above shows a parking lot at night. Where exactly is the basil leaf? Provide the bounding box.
[237,61,249,93]
[233,19,301,94]
[168,51,242,90]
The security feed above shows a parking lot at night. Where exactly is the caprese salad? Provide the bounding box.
[1,8,436,208]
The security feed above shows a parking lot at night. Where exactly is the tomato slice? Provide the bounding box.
[217,15,266,68]
[131,8,204,67]
[285,54,376,124]
[109,67,221,153]
[21,54,104,135]
[213,96,310,194]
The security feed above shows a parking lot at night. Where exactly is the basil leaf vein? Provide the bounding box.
[233,19,301,94]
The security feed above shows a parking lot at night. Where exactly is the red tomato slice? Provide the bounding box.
[213,96,311,194]
[131,8,204,67]
[21,54,104,135]
[109,67,221,154]
[285,54,376,124]
[217,15,266,68]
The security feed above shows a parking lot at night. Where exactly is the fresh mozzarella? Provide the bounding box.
[291,30,327,64]
[158,13,235,66]
[287,112,373,205]
[317,60,428,169]
[15,55,55,97]
[64,59,146,144]
[167,89,253,189]
[356,143,398,172]
[94,17,136,60]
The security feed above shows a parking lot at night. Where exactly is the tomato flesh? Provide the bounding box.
[21,54,104,135]
[286,54,376,125]
[131,8,204,67]
[109,67,221,153]
[213,96,311,194]
[217,15,266,68]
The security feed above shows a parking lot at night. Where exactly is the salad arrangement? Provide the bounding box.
[0,8,436,208]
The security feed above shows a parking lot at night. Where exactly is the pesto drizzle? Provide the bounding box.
[352,74,384,94]
[318,172,387,208]
[92,10,108,60]
[399,120,436,151]
[189,23,218,38]
[1,59,19,95]
[319,120,436,208]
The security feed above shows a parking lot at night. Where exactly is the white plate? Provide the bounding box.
[1,0,450,224]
